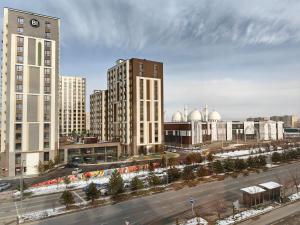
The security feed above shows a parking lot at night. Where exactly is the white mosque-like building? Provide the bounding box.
[165,105,284,146]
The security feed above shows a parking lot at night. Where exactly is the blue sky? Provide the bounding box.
[1,0,299,120]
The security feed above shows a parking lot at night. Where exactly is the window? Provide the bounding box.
[16,133,22,141]
[45,32,51,39]
[44,86,51,94]
[45,22,51,29]
[17,36,24,44]
[15,153,21,164]
[44,59,51,66]
[44,68,51,75]
[17,17,24,25]
[44,77,51,84]
[44,152,49,161]
[16,84,23,92]
[16,103,22,110]
[17,46,24,53]
[17,27,23,34]
[16,74,23,81]
[16,124,22,130]
[16,113,22,121]
[44,95,50,101]
[154,64,158,78]
[44,132,49,139]
[154,80,158,100]
[45,41,51,48]
[44,123,50,130]
[17,56,23,63]
[16,94,22,100]
[45,50,51,57]
[16,65,23,71]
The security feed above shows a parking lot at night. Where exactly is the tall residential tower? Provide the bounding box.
[106,58,164,156]
[0,8,59,176]
[59,75,86,136]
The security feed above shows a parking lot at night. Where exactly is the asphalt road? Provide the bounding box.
[238,200,300,225]
[10,162,298,225]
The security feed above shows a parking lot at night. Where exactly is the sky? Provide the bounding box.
[0,0,299,120]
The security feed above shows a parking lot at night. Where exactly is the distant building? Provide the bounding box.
[247,117,270,122]
[0,8,60,177]
[270,115,298,128]
[59,75,86,136]
[165,106,284,146]
[86,112,90,132]
[90,90,107,141]
[284,128,300,139]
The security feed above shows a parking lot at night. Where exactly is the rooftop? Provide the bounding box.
[5,7,60,20]
[241,186,266,194]
[259,181,282,190]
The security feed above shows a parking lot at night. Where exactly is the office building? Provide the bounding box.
[86,112,90,132]
[59,75,86,136]
[270,115,298,128]
[90,90,108,141]
[0,8,60,176]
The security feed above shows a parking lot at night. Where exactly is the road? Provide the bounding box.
[1,161,299,225]
[238,201,300,225]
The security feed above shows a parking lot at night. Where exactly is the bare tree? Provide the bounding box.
[288,169,300,193]
[275,174,292,202]
[214,198,227,219]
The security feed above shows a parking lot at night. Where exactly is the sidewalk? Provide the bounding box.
[238,200,300,225]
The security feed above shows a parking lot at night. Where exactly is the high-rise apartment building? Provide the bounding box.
[0,8,59,176]
[90,90,107,141]
[59,76,86,136]
[106,58,164,155]
[270,115,298,128]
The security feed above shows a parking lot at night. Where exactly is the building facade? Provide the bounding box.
[59,75,86,136]
[90,90,108,141]
[0,8,59,176]
[106,58,164,156]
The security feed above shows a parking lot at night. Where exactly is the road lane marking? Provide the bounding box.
[14,202,19,219]
[72,191,87,205]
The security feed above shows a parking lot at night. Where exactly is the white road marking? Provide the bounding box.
[14,201,19,219]
[72,191,87,205]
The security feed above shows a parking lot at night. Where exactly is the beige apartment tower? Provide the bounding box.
[0,8,59,177]
[59,76,86,136]
[106,58,164,156]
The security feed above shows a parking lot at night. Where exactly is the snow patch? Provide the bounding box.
[288,192,300,202]
[216,206,274,225]
[175,217,208,225]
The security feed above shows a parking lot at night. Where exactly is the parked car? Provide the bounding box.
[65,162,79,168]
[0,182,11,192]
[83,183,109,196]
[72,168,83,175]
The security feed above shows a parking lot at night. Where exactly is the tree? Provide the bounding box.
[234,159,247,171]
[223,159,235,172]
[37,160,45,175]
[207,152,214,162]
[130,176,144,191]
[54,155,60,165]
[182,166,195,181]
[213,160,224,174]
[60,190,75,209]
[257,155,267,167]
[168,157,178,166]
[64,176,71,189]
[48,159,55,170]
[167,167,181,182]
[197,166,208,177]
[148,162,155,172]
[194,153,203,163]
[288,169,300,193]
[148,173,161,186]
[108,170,124,196]
[185,154,193,165]
[85,182,100,204]
[214,198,227,219]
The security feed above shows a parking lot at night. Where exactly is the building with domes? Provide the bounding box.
[165,105,284,147]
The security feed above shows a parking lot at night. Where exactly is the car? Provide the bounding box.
[0,182,11,192]
[124,181,131,189]
[72,168,83,175]
[65,162,79,168]
[83,183,109,196]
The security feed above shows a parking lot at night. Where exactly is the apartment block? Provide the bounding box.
[106,58,164,156]
[0,8,59,176]
[59,76,86,136]
[90,90,107,141]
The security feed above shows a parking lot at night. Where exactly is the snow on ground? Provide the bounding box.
[14,168,162,197]
[215,206,274,225]
[175,217,208,225]
[214,148,287,159]
[21,206,66,221]
[288,192,300,202]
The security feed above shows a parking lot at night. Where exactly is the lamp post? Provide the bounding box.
[19,160,25,223]
[189,197,195,216]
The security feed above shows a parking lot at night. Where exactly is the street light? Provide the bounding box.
[189,196,195,216]
[18,159,25,223]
